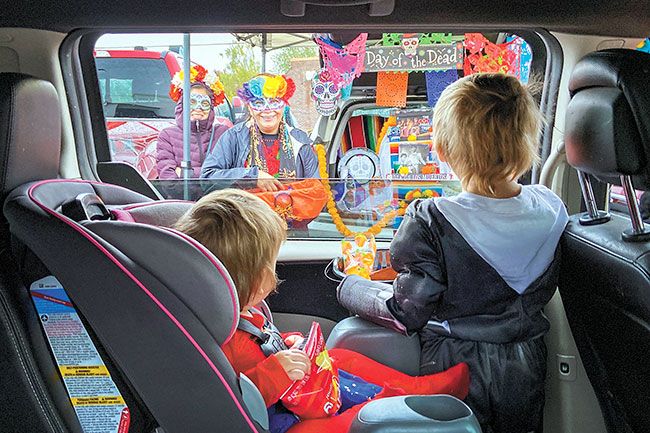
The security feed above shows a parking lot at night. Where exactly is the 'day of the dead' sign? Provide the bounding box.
[365,42,464,72]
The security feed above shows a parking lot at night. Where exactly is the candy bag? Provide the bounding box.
[280,322,341,419]
[341,233,377,279]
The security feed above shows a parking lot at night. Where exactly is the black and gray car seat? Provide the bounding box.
[561,49,650,433]
[0,72,267,433]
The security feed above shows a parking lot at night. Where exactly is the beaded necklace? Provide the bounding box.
[247,120,296,178]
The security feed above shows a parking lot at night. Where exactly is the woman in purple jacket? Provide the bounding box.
[156,68,231,179]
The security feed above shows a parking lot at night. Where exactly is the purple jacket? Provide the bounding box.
[156,102,230,179]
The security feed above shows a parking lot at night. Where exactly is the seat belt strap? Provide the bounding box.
[236,316,288,357]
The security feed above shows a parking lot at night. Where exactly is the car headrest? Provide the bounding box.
[565,49,650,188]
[0,73,61,197]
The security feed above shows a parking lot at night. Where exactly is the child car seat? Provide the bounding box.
[0,73,266,433]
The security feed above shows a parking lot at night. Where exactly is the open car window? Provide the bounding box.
[91,32,543,240]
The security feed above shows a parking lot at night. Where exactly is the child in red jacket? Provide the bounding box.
[175,189,469,433]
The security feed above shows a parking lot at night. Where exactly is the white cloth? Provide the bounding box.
[435,185,569,294]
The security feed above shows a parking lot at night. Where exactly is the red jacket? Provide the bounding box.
[222,313,301,407]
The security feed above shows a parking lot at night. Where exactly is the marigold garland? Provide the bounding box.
[315,144,404,237]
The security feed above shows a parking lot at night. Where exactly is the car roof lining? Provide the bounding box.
[1,0,648,37]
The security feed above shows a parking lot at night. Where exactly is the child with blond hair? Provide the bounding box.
[175,188,469,433]
[339,73,569,433]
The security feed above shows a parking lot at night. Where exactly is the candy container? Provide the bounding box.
[341,233,377,279]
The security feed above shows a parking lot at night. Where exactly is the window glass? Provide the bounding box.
[95,57,175,117]
[93,32,540,240]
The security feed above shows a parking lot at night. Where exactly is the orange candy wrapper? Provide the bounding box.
[341,234,377,279]
[280,322,341,419]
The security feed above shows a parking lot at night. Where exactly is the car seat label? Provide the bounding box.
[30,276,130,433]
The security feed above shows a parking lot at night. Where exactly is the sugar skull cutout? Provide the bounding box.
[338,149,379,185]
[401,34,420,58]
[311,70,341,116]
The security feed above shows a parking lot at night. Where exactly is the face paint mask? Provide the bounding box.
[248,97,285,112]
[190,93,212,111]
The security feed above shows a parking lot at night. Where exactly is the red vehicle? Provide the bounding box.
[95,49,234,179]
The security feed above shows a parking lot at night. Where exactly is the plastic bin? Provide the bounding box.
[350,395,482,433]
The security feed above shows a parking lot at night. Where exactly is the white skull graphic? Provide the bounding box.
[348,154,374,180]
[401,35,419,58]
[311,75,341,116]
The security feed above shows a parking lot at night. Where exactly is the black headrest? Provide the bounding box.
[565,49,650,188]
[0,73,61,197]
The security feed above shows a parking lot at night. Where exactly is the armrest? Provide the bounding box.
[349,395,482,433]
[326,316,421,376]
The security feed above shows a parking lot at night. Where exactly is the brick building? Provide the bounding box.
[284,57,320,133]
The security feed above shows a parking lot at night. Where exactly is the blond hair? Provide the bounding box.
[432,73,542,196]
[174,189,287,309]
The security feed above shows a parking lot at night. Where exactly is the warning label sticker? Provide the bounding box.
[31,276,130,433]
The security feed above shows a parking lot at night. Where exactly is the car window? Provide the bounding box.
[91,32,542,240]
[96,56,176,118]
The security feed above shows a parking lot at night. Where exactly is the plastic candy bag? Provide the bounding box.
[280,322,341,419]
[341,234,377,279]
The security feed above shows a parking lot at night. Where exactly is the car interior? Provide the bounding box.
[0,1,649,432]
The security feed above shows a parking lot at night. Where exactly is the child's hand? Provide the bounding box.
[274,349,310,381]
[284,334,304,348]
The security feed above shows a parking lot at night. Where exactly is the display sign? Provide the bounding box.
[365,42,464,72]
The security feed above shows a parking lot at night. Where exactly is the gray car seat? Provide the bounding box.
[0,72,267,433]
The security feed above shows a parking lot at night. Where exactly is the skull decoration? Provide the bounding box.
[347,154,375,180]
[401,34,420,58]
[339,151,377,184]
[311,70,341,116]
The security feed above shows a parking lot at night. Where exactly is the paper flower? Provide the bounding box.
[238,74,296,104]
[169,64,225,106]
[263,75,284,98]
[248,77,265,98]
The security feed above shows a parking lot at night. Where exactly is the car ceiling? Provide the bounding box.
[0,0,648,37]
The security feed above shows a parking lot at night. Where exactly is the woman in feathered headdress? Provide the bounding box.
[156,65,231,179]
[200,74,318,190]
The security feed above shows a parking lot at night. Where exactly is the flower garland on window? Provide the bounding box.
[169,64,226,106]
[315,144,405,237]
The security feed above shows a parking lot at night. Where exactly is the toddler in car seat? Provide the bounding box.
[175,188,469,433]
[338,73,569,433]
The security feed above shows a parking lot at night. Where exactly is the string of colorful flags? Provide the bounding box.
[311,32,533,115]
